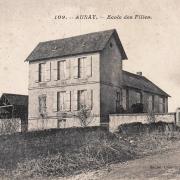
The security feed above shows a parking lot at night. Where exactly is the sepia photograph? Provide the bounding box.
[0,0,180,179]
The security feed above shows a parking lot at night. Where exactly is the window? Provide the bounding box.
[38,95,46,114]
[77,89,93,110]
[39,63,46,82]
[147,95,153,112]
[78,90,87,109]
[57,60,66,80]
[54,91,71,112]
[116,91,121,112]
[78,57,86,78]
[122,89,127,110]
[37,62,51,82]
[57,91,66,111]
[75,56,92,79]
[135,92,141,103]
[159,97,165,113]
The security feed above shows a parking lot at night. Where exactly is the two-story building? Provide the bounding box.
[26,29,170,130]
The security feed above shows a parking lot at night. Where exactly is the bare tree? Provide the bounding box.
[76,105,94,127]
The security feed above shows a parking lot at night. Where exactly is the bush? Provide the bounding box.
[117,121,178,135]
[13,137,135,178]
[130,103,143,113]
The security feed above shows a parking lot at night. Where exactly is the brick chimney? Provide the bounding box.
[136,72,142,76]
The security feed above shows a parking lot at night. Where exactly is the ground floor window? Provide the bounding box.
[159,97,165,113]
[122,89,127,110]
[38,94,46,116]
[57,91,66,111]
[116,91,121,112]
[78,90,87,109]
[54,89,93,112]
[147,95,153,113]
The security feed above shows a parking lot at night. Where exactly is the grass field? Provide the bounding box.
[0,122,179,179]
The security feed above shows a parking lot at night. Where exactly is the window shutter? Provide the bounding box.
[38,96,41,112]
[53,92,57,112]
[86,56,92,77]
[72,90,78,110]
[35,64,39,82]
[53,61,58,80]
[87,90,93,109]
[73,58,78,78]
[45,62,51,81]
[65,91,71,111]
[66,59,71,79]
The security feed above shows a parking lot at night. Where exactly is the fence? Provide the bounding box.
[109,112,176,132]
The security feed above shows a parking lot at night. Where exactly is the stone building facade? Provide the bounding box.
[26,29,169,130]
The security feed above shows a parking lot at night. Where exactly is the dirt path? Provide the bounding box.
[64,146,180,180]
[101,148,180,180]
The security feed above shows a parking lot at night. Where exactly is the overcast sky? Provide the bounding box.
[0,0,180,111]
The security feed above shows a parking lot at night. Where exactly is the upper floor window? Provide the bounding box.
[78,57,86,78]
[38,62,51,82]
[39,63,45,82]
[57,60,66,80]
[73,56,92,79]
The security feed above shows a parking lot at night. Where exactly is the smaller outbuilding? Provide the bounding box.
[0,93,28,132]
[122,71,170,114]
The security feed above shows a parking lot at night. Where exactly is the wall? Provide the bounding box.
[0,118,21,134]
[100,35,123,122]
[28,116,100,131]
[124,88,168,114]
[28,52,101,130]
[109,112,176,132]
[29,52,100,89]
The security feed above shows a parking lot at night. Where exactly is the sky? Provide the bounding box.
[0,0,180,111]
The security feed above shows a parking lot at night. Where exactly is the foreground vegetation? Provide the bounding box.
[0,122,180,179]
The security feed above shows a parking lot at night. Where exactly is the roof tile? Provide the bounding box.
[123,71,170,97]
[26,29,127,62]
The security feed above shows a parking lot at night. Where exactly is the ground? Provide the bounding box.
[63,141,180,180]
[1,125,180,179]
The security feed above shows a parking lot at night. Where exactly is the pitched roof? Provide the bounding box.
[1,93,28,106]
[26,29,127,62]
[122,71,170,97]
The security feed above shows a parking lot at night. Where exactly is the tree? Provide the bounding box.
[76,105,94,127]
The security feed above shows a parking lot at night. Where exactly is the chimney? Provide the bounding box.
[136,72,142,76]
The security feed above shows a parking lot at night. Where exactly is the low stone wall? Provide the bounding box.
[0,118,21,134]
[109,112,176,132]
